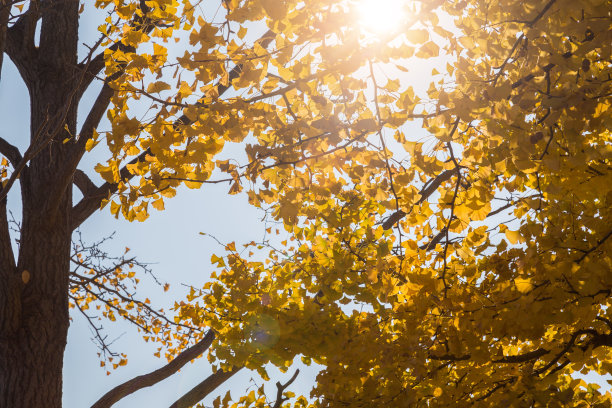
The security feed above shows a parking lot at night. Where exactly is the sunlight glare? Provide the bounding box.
[358,0,406,35]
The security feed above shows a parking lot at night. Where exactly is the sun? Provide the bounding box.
[357,0,407,35]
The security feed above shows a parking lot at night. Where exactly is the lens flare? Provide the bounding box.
[358,0,406,35]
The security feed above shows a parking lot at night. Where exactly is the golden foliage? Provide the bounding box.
[85,0,612,406]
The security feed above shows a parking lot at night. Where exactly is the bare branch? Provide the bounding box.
[73,169,98,196]
[77,50,106,95]
[0,193,17,335]
[0,91,80,203]
[91,330,216,408]
[70,293,122,360]
[79,82,115,142]
[0,145,32,203]
[0,183,16,274]
[4,0,39,79]
[272,369,300,408]
[0,137,22,167]
[168,366,241,408]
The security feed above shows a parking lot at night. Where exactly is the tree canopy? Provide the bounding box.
[0,0,611,407]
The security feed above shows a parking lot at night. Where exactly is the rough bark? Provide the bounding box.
[0,1,80,407]
[0,0,10,79]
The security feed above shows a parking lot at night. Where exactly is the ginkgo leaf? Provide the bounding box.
[505,229,521,245]
[147,81,171,93]
[515,278,533,294]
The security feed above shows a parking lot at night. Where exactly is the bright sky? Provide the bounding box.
[2,1,608,406]
[0,1,451,406]
[358,0,407,34]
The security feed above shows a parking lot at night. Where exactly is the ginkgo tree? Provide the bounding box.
[0,0,610,408]
[175,0,612,407]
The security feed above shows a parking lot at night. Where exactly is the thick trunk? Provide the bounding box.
[0,2,79,407]
[0,0,9,80]
[0,107,75,408]
[0,207,71,407]
[0,99,75,408]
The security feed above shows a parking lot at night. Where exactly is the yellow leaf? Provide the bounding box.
[153,43,167,57]
[110,201,120,216]
[406,29,429,44]
[86,138,100,152]
[367,269,378,283]
[147,81,171,93]
[152,198,164,211]
[260,0,286,20]
[416,41,439,58]
[505,229,521,245]
[22,270,31,284]
[515,278,533,294]
[513,158,539,174]
[237,26,247,39]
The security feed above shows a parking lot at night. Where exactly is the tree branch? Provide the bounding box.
[91,330,215,408]
[272,369,300,408]
[0,136,22,167]
[78,50,105,86]
[66,82,115,174]
[168,366,241,408]
[576,228,612,263]
[0,187,18,336]
[419,227,448,251]
[382,168,459,230]
[534,329,597,375]
[73,169,99,196]
[0,94,80,203]
[527,0,557,27]
[0,0,11,81]
[493,348,548,364]
[70,30,278,229]
[71,149,150,230]
[69,0,158,164]
[5,0,39,81]
[173,30,275,128]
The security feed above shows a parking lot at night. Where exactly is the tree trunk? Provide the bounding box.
[0,202,72,408]
[0,2,79,407]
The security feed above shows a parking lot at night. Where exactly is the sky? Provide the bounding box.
[2,1,609,407]
[0,2,324,406]
[0,51,324,408]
